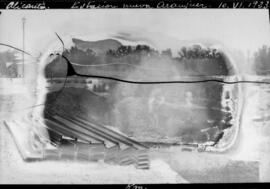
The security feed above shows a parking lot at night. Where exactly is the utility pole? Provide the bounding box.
[22,17,26,78]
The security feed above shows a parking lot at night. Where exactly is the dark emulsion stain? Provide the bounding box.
[43,39,235,146]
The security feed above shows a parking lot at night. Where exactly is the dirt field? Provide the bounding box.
[1,79,270,183]
[0,83,187,184]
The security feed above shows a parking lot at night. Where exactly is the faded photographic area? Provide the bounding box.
[0,9,270,183]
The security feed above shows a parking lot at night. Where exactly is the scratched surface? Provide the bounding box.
[0,9,270,183]
[1,79,270,183]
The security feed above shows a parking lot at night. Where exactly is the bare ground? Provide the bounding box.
[1,80,270,183]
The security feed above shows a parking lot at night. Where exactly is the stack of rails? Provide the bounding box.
[44,111,149,169]
[44,110,148,149]
[4,111,150,169]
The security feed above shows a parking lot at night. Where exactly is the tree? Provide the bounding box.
[192,44,202,58]
[0,58,8,77]
[178,47,187,59]
[116,46,129,57]
[7,63,18,78]
[0,50,19,77]
[135,45,142,52]
[212,48,218,58]
[161,48,172,57]
[254,45,270,75]
[186,48,194,59]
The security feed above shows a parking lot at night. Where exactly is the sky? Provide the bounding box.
[0,9,269,57]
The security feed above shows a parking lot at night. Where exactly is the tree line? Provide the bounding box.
[46,44,229,77]
[106,44,222,60]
